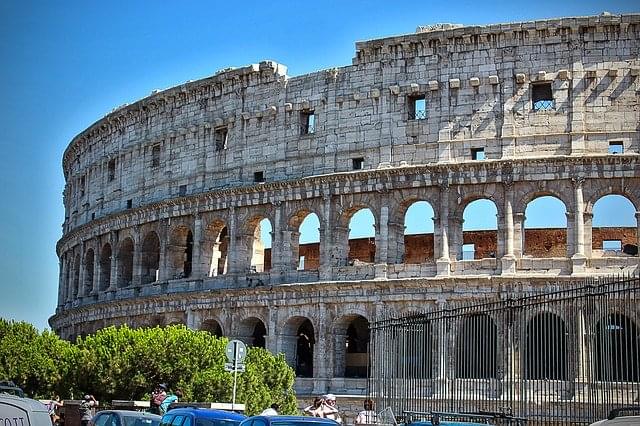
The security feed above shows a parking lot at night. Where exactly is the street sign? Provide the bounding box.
[224,362,246,372]
[225,340,247,363]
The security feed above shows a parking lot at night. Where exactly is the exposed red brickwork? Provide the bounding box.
[264,228,636,266]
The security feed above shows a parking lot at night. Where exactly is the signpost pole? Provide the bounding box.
[231,341,238,410]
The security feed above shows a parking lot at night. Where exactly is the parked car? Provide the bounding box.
[404,410,527,426]
[240,416,339,426]
[0,380,25,398]
[161,407,246,426]
[0,392,50,426]
[92,410,162,426]
[589,406,640,425]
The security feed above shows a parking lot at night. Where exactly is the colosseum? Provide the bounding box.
[52,13,639,401]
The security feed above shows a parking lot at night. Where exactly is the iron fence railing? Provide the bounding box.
[368,275,640,425]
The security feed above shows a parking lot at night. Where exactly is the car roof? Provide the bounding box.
[96,410,162,418]
[166,408,246,421]
[0,393,48,412]
[242,416,339,424]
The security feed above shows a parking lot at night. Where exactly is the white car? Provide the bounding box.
[0,393,50,426]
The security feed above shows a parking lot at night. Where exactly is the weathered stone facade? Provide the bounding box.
[52,14,640,397]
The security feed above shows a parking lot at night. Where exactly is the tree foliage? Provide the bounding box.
[0,320,297,415]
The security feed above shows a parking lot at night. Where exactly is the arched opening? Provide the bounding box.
[523,196,567,257]
[250,218,272,273]
[72,253,81,297]
[207,222,229,276]
[99,243,112,290]
[595,313,639,382]
[200,319,223,337]
[592,195,637,256]
[117,237,134,288]
[296,319,315,377]
[168,226,193,279]
[524,313,567,380]
[345,316,370,378]
[462,199,498,260]
[84,248,95,295]
[297,212,320,271]
[455,314,497,378]
[404,201,436,263]
[348,208,376,264]
[237,317,267,348]
[141,231,160,284]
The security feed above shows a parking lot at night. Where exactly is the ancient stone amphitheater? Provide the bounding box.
[52,13,639,398]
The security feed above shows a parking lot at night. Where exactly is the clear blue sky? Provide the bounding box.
[1,1,637,331]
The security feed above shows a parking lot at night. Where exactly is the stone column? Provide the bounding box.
[132,226,142,286]
[191,214,204,277]
[108,232,118,290]
[436,185,451,276]
[158,220,169,281]
[584,212,594,258]
[57,256,66,307]
[375,205,389,278]
[387,222,405,264]
[333,333,348,377]
[314,304,329,392]
[572,179,587,274]
[226,207,240,274]
[501,186,516,274]
[78,242,86,298]
[569,65,586,155]
[635,212,640,262]
[186,309,199,330]
[319,194,332,280]
[513,213,525,257]
[91,245,100,295]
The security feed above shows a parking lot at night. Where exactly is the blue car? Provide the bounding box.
[240,416,339,426]
[161,407,246,426]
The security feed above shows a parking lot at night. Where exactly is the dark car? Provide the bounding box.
[161,407,246,426]
[92,409,162,426]
[240,415,339,426]
[0,380,25,398]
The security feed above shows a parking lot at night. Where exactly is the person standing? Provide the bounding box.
[47,395,63,425]
[259,403,279,416]
[319,394,342,424]
[79,394,98,426]
[303,397,323,417]
[355,399,376,424]
[150,384,167,414]
[159,389,183,415]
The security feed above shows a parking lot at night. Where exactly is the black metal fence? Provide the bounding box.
[368,275,640,425]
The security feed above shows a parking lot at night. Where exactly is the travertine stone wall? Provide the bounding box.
[53,14,640,396]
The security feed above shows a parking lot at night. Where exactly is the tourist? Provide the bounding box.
[47,395,63,425]
[319,394,342,424]
[355,399,376,424]
[260,403,279,416]
[150,384,167,414]
[160,388,183,415]
[79,394,98,426]
[303,397,323,417]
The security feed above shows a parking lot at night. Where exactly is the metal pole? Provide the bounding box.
[232,342,238,410]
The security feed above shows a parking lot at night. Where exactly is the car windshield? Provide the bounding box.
[123,416,161,426]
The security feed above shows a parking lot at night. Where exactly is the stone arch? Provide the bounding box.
[283,316,315,378]
[523,312,568,380]
[116,237,134,288]
[83,248,95,295]
[523,195,568,257]
[461,198,499,260]
[584,181,640,214]
[245,215,272,273]
[289,210,321,271]
[236,316,267,348]
[99,243,112,290]
[333,314,370,378]
[141,231,160,284]
[346,206,377,264]
[72,252,81,298]
[200,318,224,337]
[455,313,497,379]
[591,194,637,256]
[402,200,436,264]
[168,225,193,279]
[203,219,229,277]
[594,313,639,382]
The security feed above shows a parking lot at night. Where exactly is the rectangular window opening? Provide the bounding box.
[152,145,161,167]
[301,111,315,135]
[408,95,427,120]
[80,176,86,197]
[178,185,187,197]
[609,141,624,154]
[471,148,485,160]
[126,199,132,209]
[532,83,555,111]
[108,159,116,182]
[254,171,265,183]
[352,157,364,170]
[602,240,622,252]
[462,243,475,260]
[214,127,228,151]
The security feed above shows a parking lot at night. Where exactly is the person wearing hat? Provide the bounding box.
[319,394,342,424]
[150,384,167,414]
[79,394,98,426]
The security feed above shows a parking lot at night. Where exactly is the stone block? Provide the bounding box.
[409,83,420,93]
[469,77,480,87]
[449,78,461,89]
[515,73,526,84]
[389,85,400,95]
[488,75,499,85]
[428,80,439,91]
[557,69,570,80]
